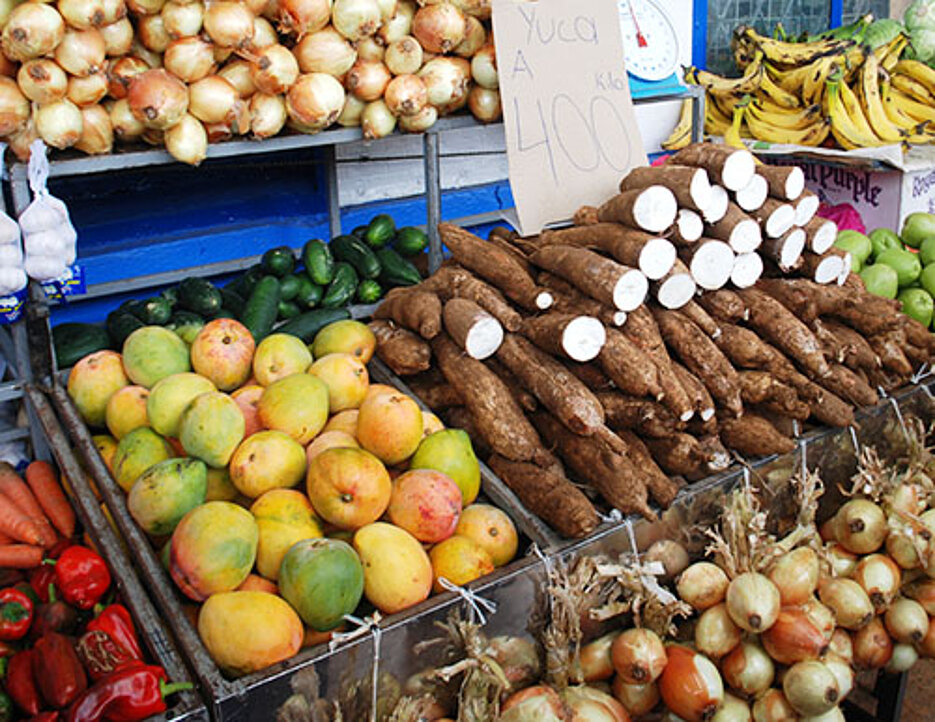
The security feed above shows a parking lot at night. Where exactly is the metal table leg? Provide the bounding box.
[11,320,49,461]
[690,85,706,143]
[424,131,442,273]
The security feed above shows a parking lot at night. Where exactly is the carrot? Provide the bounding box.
[24,461,76,540]
[0,495,43,546]
[0,463,56,548]
[0,544,43,568]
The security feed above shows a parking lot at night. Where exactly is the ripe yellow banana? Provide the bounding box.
[802,56,837,106]
[876,34,909,72]
[759,70,801,108]
[684,51,764,94]
[738,25,853,65]
[767,61,815,95]
[858,53,903,144]
[880,80,934,143]
[891,73,935,105]
[724,101,747,149]
[661,98,693,150]
[704,103,732,136]
[826,81,885,150]
[748,99,822,130]
[744,109,829,146]
[838,69,877,138]
[894,59,935,95]
[890,87,935,123]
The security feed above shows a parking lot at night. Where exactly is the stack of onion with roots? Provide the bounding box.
[0,0,500,164]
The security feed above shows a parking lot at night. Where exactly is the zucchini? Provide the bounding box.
[212,309,237,320]
[351,224,369,240]
[178,277,223,316]
[261,246,296,277]
[279,274,302,302]
[330,234,381,280]
[394,226,428,256]
[168,311,205,345]
[376,247,422,287]
[302,239,335,286]
[53,323,111,368]
[356,279,382,304]
[119,298,148,322]
[106,311,144,347]
[240,265,264,296]
[276,308,352,342]
[278,299,302,320]
[294,276,323,308]
[241,275,281,341]
[321,263,358,308]
[364,214,396,248]
[161,287,179,307]
[219,287,245,318]
[142,296,172,325]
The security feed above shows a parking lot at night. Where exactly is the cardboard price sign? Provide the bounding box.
[492,0,647,235]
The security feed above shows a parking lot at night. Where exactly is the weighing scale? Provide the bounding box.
[618,0,686,100]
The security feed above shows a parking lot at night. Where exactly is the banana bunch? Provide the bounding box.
[662,23,935,152]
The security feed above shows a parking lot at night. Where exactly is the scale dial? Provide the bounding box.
[618,0,680,82]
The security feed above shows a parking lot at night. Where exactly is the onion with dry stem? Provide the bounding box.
[418,56,469,107]
[834,498,887,554]
[59,0,106,29]
[294,27,357,75]
[162,1,204,38]
[768,547,819,606]
[286,71,344,131]
[109,97,144,139]
[818,577,873,630]
[644,539,689,582]
[138,14,171,53]
[782,661,839,717]
[384,34,422,74]
[219,59,257,97]
[36,99,83,149]
[251,43,299,94]
[164,36,215,82]
[853,617,893,669]
[17,60,67,105]
[853,553,901,612]
[374,0,395,21]
[412,1,465,53]
[54,27,106,77]
[248,92,285,137]
[203,0,254,48]
[398,102,435,131]
[68,71,109,105]
[658,645,724,722]
[127,0,166,15]
[101,0,127,24]
[252,16,277,46]
[720,641,774,697]
[345,59,390,101]
[332,0,380,40]
[468,85,500,122]
[165,112,207,165]
[677,561,729,612]
[611,677,658,718]
[74,104,112,154]
[695,602,742,659]
[578,632,616,682]
[360,98,394,138]
[188,74,241,123]
[101,18,133,56]
[884,598,928,644]
[377,0,413,44]
[278,0,331,37]
[384,73,426,116]
[611,628,666,684]
[827,543,857,578]
[2,4,65,62]
[107,56,148,99]
[127,68,189,129]
[130,39,162,68]
[454,14,485,56]
[0,77,29,137]
[760,605,829,665]
[336,92,364,126]
[355,35,384,60]
[752,689,797,722]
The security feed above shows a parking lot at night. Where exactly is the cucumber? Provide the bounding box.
[276,308,353,342]
[376,247,421,286]
[106,311,144,347]
[279,274,302,302]
[330,234,381,279]
[261,246,296,277]
[302,239,335,286]
[161,287,179,307]
[394,226,428,256]
[356,279,382,303]
[219,286,245,317]
[321,263,358,308]
[241,275,281,341]
[294,276,323,308]
[351,224,369,240]
[119,298,148,322]
[278,299,302,320]
[178,277,223,316]
[53,323,111,368]
[211,308,237,320]
[364,214,396,248]
[240,265,265,296]
[168,311,205,345]
[142,296,172,325]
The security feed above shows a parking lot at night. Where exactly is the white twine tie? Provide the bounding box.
[624,518,678,605]
[888,396,911,444]
[436,577,498,625]
[799,438,808,481]
[328,612,382,722]
[848,426,861,457]
[598,508,624,525]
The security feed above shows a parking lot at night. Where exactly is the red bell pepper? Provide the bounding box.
[0,570,23,590]
[33,632,87,709]
[27,713,59,722]
[64,665,192,722]
[28,566,56,605]
[86,605,142,662]
[75,631,138,682]
[5,649,40,715]
[31,585,77,640]
[0,588,33,641]
[52,548,110,611]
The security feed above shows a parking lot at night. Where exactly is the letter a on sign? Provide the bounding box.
[492,0,647,235]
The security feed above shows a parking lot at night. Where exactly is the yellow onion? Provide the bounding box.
[377,0,414,44]
[822,654,854,702]
[768,547,819,607]
[853,553,901,612]
[74,103,112,154]
[218,59,256,97]
[214,44,232,62]
[659,645,724,722]
[130,38,162,68]
[827,544,857,578]
[886,643,919,674]
[852,617,893,669]
[59,0,105,29]
[611,628,666,684]
[412,2,464,53]
[142,127,164,145]
[801,598,834,641]
[7,112,36,162]
[921,617,935,658]
[164,36,215,82]
[835,499,887,554]
[677,562,729,612]
[128,68,189,129]
[0,0,23,28]
[17,60,67,104]
[712,694,751,722]
[2,4,65,61]
[67,71,108,104]
[436,84,468,115]
[247,92,283,137]
[202,119,230,141]
[294,27,357,76]
[139,13,171,52]
[905,578,935,614]
[884,597,928,644]
[468,43,495,86]
[0,54,15,78]
[356,35,383,61]
[611,677,658,718]
[450,0,488,19]
[336,92,364,126]
[561,686,629,722]
[374,0,394,21]
[188,74,240,123]
[500,685,566,722]
[468,85,500,122]
[346,59,390,101]
[885,527,922,570]
[485,636,540,690]
[384,34,422,75]
[384,73,425,116]
[162,0,204,38]
[695,603,741,660]
[819,517,837,543]
[278,0,331,37]
[107,56,148,99]
[101,0,127,24]
[286,71,344,131]
[398,102,435,131]
[720,641,773,698]
[36,99,83,148]
[165,112,207,165]
[127,0,165,15]
[818,578,873,630]
[828,629,853,664]
[109,97,144,139]
[800,708,845,722]
[54,27,105,77]
[0,77,28,137]
[203,1,254,48]
[454,13,484,56]
[579,632,616,683]
[645,540,690,582]
[332,0,380,40]
[418,56,469,107]
[752,689,796,722]
[244,0,268,16]
[250,43,298,94]
[726,572,780,633]
[782,661,838,717]
[252,16,276,46]
[362,98,395,138]
[100,18,133,55]
[760,606,829,665]
[263,0,279,20]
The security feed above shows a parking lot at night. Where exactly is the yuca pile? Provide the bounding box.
[369,143,935,538]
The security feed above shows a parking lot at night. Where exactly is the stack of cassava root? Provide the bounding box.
[368,143,935,539]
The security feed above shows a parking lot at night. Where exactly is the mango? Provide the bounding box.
[179,391,245,468]
[306,447,391,530]
[306,430,358,464]
[68,350,130,428]
[127,457,207,536]
[311,320,376,363]
[279,538,364,631]
[251,489,323,580]
[422,412,444,438]
[236,574,278,594]
[229,430,306,498]
[198,591,303,676]
[190,319,255,391]
[105,385,150,439]
[356,391,423,465]
[456,504,518,567]
[323,409,358,437]
[308,353,369,413]
[170,501,258,600]
[253,333,313,386]
[387,469,462,543]
[258,373,330,445]
[429,535,494,593]
[205,466,238,502]
[147,373,217,438]
[410,429,480,506]
[122,326,191,388]
[231,384,264,437]
[113,427,176,492]
[353,522,432,614]
[92,434,118,474]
